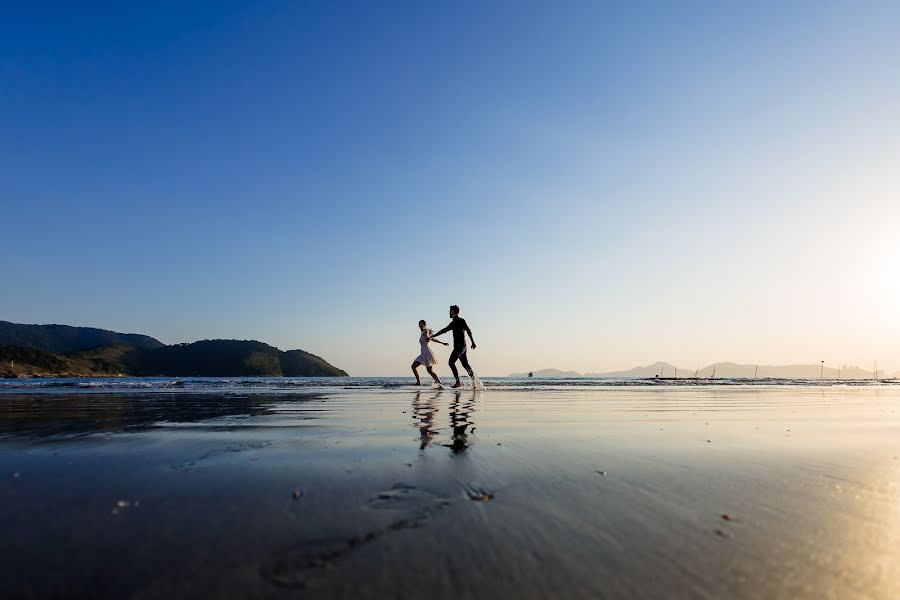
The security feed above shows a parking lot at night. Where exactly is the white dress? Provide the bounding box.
[415,332,438,367]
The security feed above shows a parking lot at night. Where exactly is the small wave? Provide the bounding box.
[468,374,486,391]
[0,376,895,395]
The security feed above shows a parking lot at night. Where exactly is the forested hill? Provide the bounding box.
[0,321,164,354]
[132,340,348,377]
[0,321,348,378]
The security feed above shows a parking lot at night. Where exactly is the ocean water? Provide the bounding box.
[0,375,893,395]
[3,380,900,598]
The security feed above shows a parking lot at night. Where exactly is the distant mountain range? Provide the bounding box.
[511,361,894,379]
[0,321,347,378]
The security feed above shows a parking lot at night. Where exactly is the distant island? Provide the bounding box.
[0,321,347,378]
[512,361,895,379]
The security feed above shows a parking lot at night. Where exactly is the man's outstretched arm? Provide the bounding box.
[432,324,451,338]
[465,323,476,349]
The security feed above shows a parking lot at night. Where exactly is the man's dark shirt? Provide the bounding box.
[434,317,471,349]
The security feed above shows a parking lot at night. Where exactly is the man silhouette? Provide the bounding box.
[431,305,476,388]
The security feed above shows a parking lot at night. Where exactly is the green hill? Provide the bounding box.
[0,321,164,354]
[0,321,348,378]
[0,344,135,377]
[135,339,348,377]
[280,348,348,377]
[131,340,348,377]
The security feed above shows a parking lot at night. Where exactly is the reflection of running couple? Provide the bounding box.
[412,390,476,454]
[411,305,477,389]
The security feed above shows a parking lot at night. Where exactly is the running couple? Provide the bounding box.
[412,305,477,389]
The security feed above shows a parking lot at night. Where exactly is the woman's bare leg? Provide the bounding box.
[426,365,441,384]
[411,361,422,385]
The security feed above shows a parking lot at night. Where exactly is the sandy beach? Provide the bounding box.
[3,381,900,599]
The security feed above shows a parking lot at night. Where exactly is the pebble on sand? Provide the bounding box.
[112,499,140,515]
[467,489,493,502]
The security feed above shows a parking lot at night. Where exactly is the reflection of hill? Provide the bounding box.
[0,393,291,439]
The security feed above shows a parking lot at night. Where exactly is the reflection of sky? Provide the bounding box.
[3,386,900,598]
[2,2,899,375]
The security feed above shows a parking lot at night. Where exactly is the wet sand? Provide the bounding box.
[3,385,900,599]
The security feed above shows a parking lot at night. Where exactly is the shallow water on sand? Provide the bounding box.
[3,385,900,599]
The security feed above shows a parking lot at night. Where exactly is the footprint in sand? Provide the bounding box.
[366,482,451,526]
[260,483,450,589]
[170,441,271,470]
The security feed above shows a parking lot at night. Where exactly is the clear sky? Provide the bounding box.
[2,1,899,376]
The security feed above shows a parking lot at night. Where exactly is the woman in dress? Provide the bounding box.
[412,320,448,386]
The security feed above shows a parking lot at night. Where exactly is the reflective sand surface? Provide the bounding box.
[3,385,900,599]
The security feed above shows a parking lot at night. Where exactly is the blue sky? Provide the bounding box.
[3,1,899,375]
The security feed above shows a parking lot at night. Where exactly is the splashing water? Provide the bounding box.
[468,373,486,391]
